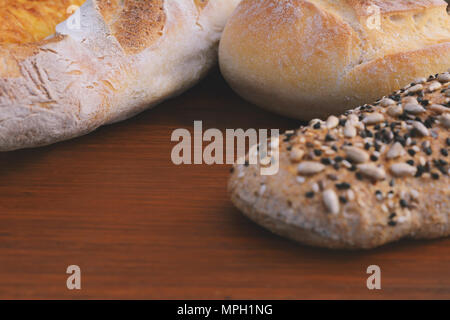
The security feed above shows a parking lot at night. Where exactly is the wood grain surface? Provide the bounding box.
[0,70,449,300]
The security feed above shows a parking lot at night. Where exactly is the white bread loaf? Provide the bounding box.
[219,0,450,120]
[229,73,450,249]
[0,0,241,151]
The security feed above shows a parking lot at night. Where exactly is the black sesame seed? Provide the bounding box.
[424,147,432,156]
[446,138,450,146]
[305,191,315,198]
[441,149,448,157]
[313,122,321,129]
[437,165,447,175]
[424,117,434,129]
[331,145,338,152]
[388,213,397,227]
[374,143,381,152]
[364,143,371,150]
[415,167,424,177]
[431,172,440,180]
[400,199,408,208]
[370,155,379,162]
[389,179,395,187]
[314,149,323,156]
[339,196,348,204]
[286,146,292,151]
[395,136,406,147]
[406,160,415,166]
[321,158,332,165]
[325,134,336,142]
[356,172,363,180]
[336,182,351,190]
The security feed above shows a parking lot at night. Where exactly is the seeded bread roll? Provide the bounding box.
[219,0,450,120]
[229,73,450,249]
[0,0,241,151]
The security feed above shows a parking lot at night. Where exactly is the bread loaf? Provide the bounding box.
[219,0,450,120]
[0,0,241,151]
[229,73,450,249]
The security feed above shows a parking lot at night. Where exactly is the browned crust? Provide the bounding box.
[194,0,210,10]
[97,0,166,55]
[0,0,85,44]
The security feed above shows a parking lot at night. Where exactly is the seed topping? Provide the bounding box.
[323,189,340,214]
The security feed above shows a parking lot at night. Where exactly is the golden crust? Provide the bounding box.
[194,0,210,10]
[97,0,166,54]
[0,0,242,151]
[0,0,85,44]
[219,0,450,119]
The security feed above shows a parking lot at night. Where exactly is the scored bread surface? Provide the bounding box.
[229,73,450,249]
[0,0,241,151]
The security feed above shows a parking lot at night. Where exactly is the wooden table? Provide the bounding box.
[0,69,449,299]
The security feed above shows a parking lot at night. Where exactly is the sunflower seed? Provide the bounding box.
[380,98,396,107]
[411,121,429,136]
[390,163,417,177]
[290,147,305,162]
[357,164,386,180]
[428,104,448,114]
[298,162,325,175]
[404,103,426,114]
[323,189,340,214]
[406,84,423,94]
[440,114,450,129]
[428,81,442,92]
[386,142,405,159]
[344,146,369,163]
[387,104,403,117]
[437,73,450,83]
[414,77,427,84]
[326,115,339,129]
[343,124,357,138]
[363,113,384,125]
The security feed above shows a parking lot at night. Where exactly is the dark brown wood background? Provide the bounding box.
[0,70,449,299]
